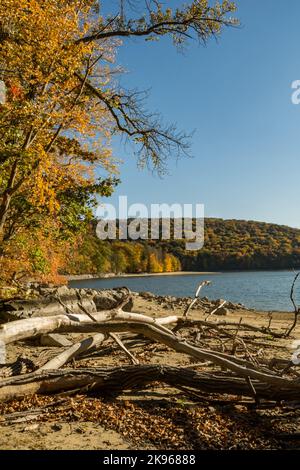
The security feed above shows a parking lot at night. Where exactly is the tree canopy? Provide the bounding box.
[0,0,237,282]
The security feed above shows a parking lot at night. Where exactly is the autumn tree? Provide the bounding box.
[0,0,237,281]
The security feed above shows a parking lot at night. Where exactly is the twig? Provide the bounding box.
[109,332,139,365]
[205,300,227,320]
[246,376,260,405]
[183,281,211,318]
[267,312,273,330]
[230,317,242,355]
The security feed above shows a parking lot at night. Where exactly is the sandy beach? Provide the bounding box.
[1,289,299,450]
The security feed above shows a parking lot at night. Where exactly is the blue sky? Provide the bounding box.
[102,0,300,228]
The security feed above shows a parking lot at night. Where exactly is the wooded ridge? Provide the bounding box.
[64,218,300,275]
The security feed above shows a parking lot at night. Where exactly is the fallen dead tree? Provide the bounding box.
[0,321,299,402]
[37,334,107,371]
[0,365,299,403]
[1,312,297,389]
[0,287,299,406]
[0,309,177,351]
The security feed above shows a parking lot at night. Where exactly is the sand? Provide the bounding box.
[0,294,300,450]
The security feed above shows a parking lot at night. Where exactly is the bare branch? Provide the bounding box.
[75,72,191,172]
[183,280,211,318]
[285,272,300,337]
[77,3,238,46]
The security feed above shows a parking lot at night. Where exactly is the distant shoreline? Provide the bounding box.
[66,271,221,281]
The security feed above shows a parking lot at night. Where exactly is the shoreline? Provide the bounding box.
[0,291,298,450]
[66,271,221,281]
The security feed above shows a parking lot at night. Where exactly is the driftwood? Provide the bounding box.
[181,281,291,339]
[0,287,300,407]
[175,318,285,339]
[0,287,134,321]
[109,333,139,364]
[183,281,211,318]
[0,310,178,347]
[0,365,300,403]
[37,334,106,371]
[206,300,227,318]
[1,316,300,398]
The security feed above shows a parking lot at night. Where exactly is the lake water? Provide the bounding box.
[69,270,300,312]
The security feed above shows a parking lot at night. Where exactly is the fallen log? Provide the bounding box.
[1,319,300,392]
[0,311,178,345]
[0,289,300,404]
[0,365,299,403]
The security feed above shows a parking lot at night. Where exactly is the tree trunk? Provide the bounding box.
[0,161,18,235]
[0,312,299,391]
[0,365,299,403]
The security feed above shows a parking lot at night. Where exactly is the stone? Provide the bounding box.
[139,291,156,299]
[23,424,39,432]
[75,427,85,434]
[214,307,229,316]
[0,286,133,320]
[51,424,63,432]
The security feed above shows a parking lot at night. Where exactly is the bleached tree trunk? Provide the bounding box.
[1,316,299,391]
[0,310,178,345]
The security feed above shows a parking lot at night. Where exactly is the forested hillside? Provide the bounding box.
[170,219,300,271]
[64,218,300,274]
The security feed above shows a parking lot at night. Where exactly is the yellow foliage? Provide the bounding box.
[148,252,163,273]
[0,0,118,217]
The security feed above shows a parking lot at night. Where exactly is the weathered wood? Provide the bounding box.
[0,357,36,378]
[179,318,285,338]
[0,365,299,403]
[0,287,134,321]
[1,318,299,391]
[40,334,73,348]
[109,333,139,365]
[0,310,178,345]
[285,271,300,337]
[183,281,211,318]
[0,340,6,364]
[0,287,298,406]
[207,300,227,317]
[37,334,106,371]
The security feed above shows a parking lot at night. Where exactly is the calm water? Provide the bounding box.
[69,270,300,312]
